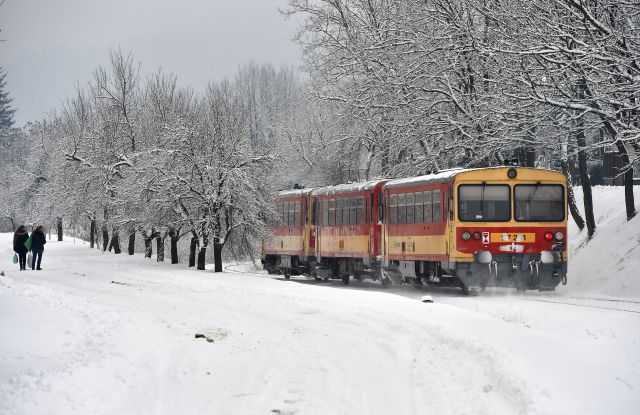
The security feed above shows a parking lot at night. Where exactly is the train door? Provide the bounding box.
[381,190,390,267]
[315,197,322,260]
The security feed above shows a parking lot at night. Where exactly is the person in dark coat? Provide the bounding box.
[13,225,29,270]
[30,225,47,270]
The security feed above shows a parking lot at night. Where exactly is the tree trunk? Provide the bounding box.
[197,246,207,270]
[110,227,121,254]
[90,219,96,248]
[576,123,596,239]
[213,240,223,273]
[613,141,637,221]
[144,236,153,258]
[156,236,165,262]
[170,236,179,264]
[128,229,136,255]
[57,218,63,241]
[102,225,109,252]
[561,159,585,231]
[189,236,198,267]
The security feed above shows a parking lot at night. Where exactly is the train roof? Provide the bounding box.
[383,167,565,190]
[277,188,314,198]
[313,179,389,196]
[383,168,470,189]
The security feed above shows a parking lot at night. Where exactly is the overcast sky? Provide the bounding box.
[0,0,302,126]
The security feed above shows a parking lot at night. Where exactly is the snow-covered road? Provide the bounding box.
[1,234,638,415]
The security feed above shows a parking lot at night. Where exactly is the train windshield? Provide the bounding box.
[458,184,510,222]
[515,184,565,222]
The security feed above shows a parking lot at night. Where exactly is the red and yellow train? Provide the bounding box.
[262,167,568,293]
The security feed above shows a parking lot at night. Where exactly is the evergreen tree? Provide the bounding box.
[0,67,16,130]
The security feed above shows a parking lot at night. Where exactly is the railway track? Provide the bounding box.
[524,297,640,315]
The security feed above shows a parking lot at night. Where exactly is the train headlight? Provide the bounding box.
[544,231,554,241]
[507,168,517,179]
[461,231,471,241]
[554,231,564,241]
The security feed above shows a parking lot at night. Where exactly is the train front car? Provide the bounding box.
[452,167,568,292]
[261,188,313,278]
[381,167,568,293]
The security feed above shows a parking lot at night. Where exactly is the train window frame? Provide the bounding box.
[415,192,423,223]
[390,194,398,225]
[311,197,317,226]
[398,193,406,224]
[424,191,432,223]
[349,198,356,225]
[328,199,335,226]
[357,196,364,224]
[433,189,441,223]
[457,184,511,222]
[406,193,415,224]
[322,199,328,226]
[336,198,343,226]
[514,184,565,222]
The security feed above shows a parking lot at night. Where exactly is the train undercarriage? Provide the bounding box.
[262,252,567,294]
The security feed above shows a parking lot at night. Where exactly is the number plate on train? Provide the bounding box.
[489,233,535,243]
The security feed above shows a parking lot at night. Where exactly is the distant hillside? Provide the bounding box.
[564,186,640,298]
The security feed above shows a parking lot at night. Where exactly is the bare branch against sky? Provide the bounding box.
[0,0,300,126]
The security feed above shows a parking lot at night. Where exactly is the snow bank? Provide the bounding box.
[566,185,640,298]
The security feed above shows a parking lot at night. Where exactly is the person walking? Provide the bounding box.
[13,225,29,270]
[30,225,47,270]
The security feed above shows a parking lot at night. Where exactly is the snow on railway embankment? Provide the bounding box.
[567,185,640,298]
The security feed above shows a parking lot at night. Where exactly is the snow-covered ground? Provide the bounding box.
[565,185,640,298]
[1,187,639,415]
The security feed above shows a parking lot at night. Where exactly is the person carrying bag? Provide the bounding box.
[13,226,30,271]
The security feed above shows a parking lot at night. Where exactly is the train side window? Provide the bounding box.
[342,198,348,225]
[322,199,328,225]
[344,198,350,225]
[329,199,335,226]
[415,192,423,223]
[288,202,293,226]
[349,198,355,224]
[296,201,301,226]
[357,196,364,224]
[398,193,406,224]
[406,193,415,224]
[311,197,317,226]
[390,194,397,225]
[433,189,441,223]
[336,198,343,226]
[282,202,287,226]
[370,194,375,223]
[424,191,432,223]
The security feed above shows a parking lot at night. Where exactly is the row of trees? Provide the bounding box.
[1,54,329,270]
[286,0,640,237]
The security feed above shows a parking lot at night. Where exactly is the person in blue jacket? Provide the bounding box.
[30,225,47,270]
[13,225,29,270]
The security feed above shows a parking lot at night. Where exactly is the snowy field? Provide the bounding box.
[1,189,639,415]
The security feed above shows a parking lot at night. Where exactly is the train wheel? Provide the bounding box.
[461,284,470,296]
[342,275,350,285]
[380,269,392,288]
